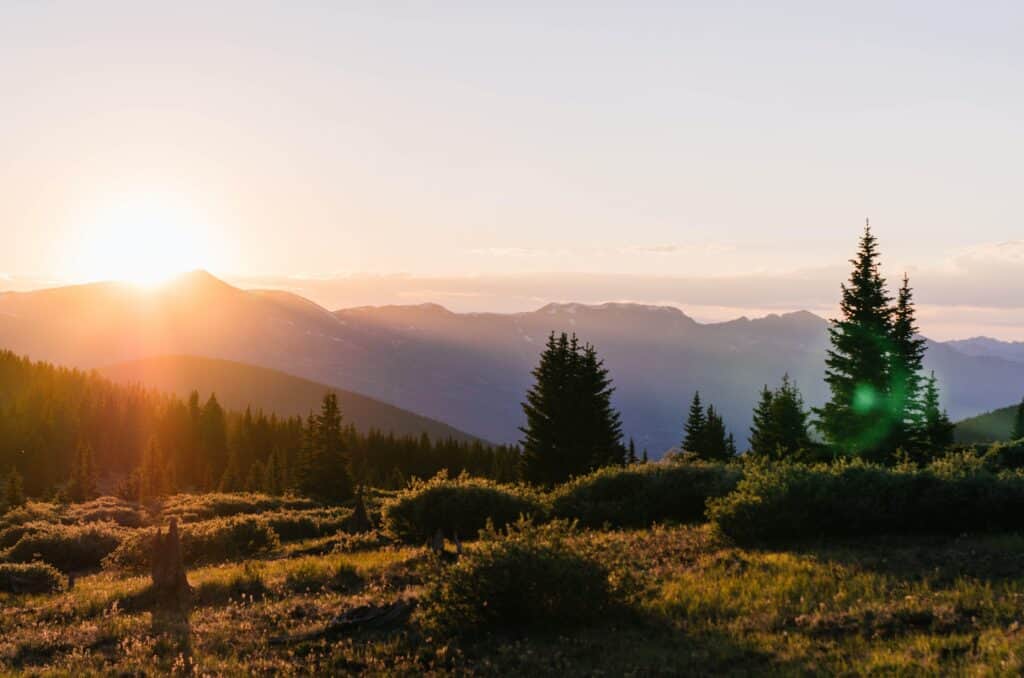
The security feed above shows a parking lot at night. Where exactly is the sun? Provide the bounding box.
[69,193,215,287]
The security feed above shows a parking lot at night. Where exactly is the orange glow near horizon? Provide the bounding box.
[64,193,220,287]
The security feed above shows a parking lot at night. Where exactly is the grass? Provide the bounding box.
[3,493,1024,674]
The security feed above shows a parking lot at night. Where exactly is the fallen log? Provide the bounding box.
[269,598,417,644]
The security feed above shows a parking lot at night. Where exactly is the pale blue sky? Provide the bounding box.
[2,2,1023,336]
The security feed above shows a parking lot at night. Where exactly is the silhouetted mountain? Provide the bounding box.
[3,272,1024,455]
[944,337,1024,364]
[98,355,477,442]
[955,402,1023,444]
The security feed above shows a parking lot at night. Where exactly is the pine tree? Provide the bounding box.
[1012,397,1024,441]
[698,405,732,461]
[889,274,927,450]
[816,223,896,461]
[4,467,25,509]
[67,441,98,502]
[521,333,623,485]
[626,438,638,465]
[262,448,285,495]
[219,446,245,492]
[749,375,814,461]
[920,372,954,451]
[726,433,737,457]
[297,393,354,502]
[138,437,169,503]
[748,386,776,457]
[641,449,649,464]
[682,392,707,453]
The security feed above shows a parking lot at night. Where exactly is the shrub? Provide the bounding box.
[548,462,740,528]
[708,460,1024,545]
[263,508,352,542]
[104,515,280,571]
[0,522,46,549]
[0,502,59,530]
[2,522,125,572]
[61,496,147,528]
[0,562,66,594]
[334,529,395,553]
[381,472,543,543]
[158,493,317,523]
[420,519,613,635]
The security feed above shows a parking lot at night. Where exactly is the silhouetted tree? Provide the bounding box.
[4,467,25,509]
[748,375,814,461]
[1013,397,1024,441]
[520,332,623,485]
[67,441,98,502]
[920,372,954,450]
[626,437,638,465]
[682,392,707,453]
[816,223,896,461]
[889,274,927,450]
[297,393,354,502]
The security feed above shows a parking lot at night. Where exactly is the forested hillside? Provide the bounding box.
[0,351,518,498]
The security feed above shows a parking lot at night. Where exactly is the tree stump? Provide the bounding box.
[346,486,373,533]
[152,518,192,616]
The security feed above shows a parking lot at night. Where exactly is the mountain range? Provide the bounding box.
[3,270,1024,454]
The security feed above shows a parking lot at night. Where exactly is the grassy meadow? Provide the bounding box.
[2,465,1024,676]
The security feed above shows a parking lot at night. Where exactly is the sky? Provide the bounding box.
[2,2,1023,339]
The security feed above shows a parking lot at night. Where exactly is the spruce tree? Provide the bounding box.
[626,437,638,465]
[889,274,927,450]
[4,467,25,509]
[920,372,954,451]
[749,375,814,461]
[682,392,707,453]
[297,393,354,502]
[521,332,623,485]
[67,442,98,502]
[816,223,896,461]
[699,405,732,461]
[1012,397,1024,441]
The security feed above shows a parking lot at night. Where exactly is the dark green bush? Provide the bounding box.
[104,515,280,571]
[2,522,125,572]
[0,562,66,594]
[0,522,46,549]
[381,472,543,543]
[708,460,1024,545]
[419,519,613,635]
[548,462,740,528]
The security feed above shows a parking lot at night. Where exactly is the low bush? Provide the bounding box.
[381,472,543,543]
[0,502,59,530]
[419,519,614,635]
[2,522,125,572]
[263,508,352,542]
[61,497,147,528]
[159,493,317,523]
[708,460,1024,545]
[548,462,740,528]
[0,522,46,549]
[104,515,280,571]
[0,562,66,594]
[334,529,395,553]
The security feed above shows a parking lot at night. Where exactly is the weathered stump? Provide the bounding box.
[345,486,373,533]
[152,518,192,616]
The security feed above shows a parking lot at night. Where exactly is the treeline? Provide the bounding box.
[0,351,519,501]
[518,224,979,485]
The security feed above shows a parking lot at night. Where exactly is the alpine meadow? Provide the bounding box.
[4,4,1024,676]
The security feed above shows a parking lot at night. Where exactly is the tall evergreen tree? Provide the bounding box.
[626,437,638,465]
[297,393,354,502]
[699,405,732,461]
[682,392,707,453]
[749,375,814,461]
[889,274,927,450]
[920,372,954,450]
[521,332,623,485]
[816,223,896,461]
[67,441,98,502]
[4,467,25,509]
[1012,397,1024,441]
